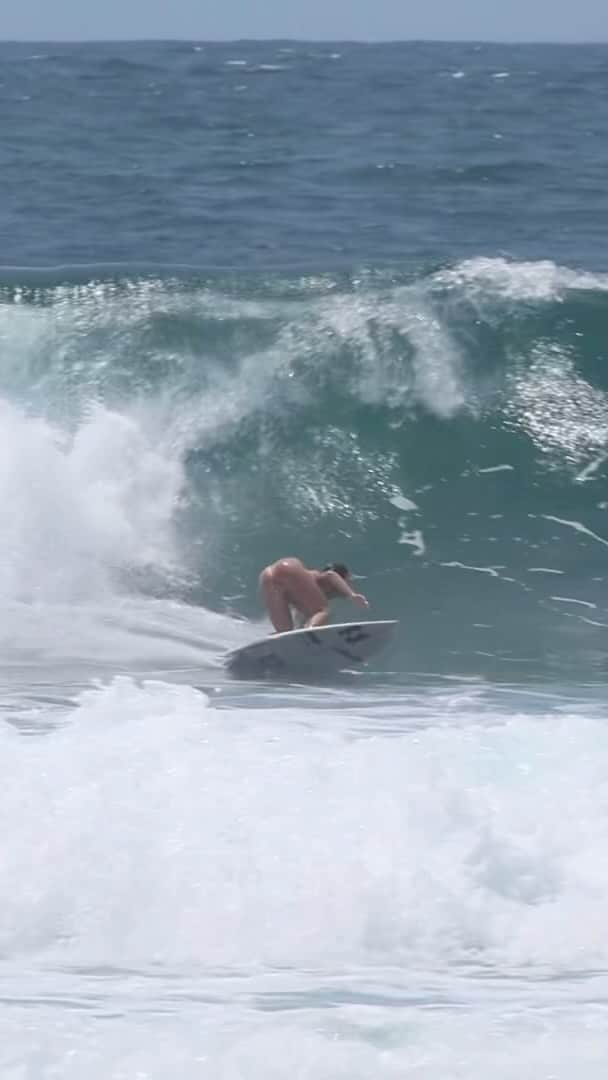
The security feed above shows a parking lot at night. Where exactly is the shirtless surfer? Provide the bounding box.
[259,558,369,633]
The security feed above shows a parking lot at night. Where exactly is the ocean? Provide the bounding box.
[2,38,608,1077]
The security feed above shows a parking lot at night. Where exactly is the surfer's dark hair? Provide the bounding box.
[323,562,349,579]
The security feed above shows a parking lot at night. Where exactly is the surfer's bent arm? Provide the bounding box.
[323,571,369,609]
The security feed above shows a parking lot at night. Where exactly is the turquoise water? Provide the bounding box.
[2,39,608,1078]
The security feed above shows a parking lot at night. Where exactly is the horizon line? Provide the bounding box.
[1,35,607,46]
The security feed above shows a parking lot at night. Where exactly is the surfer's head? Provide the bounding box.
[320,562,352,599]
[323,562,350,580]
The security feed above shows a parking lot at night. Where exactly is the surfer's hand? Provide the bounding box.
[352,592,369,609]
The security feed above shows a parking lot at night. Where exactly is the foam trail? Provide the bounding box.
[551,596,597,609]
[441,562,504,577]
[543,515,608,548]
[478,464,514,474]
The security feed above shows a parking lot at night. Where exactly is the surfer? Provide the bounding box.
[259,557,369,633]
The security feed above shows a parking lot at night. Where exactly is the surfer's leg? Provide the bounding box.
[278,564,328,625]
[259,568,293,633]
[305,609,330,628]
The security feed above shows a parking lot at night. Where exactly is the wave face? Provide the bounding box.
[3,256,608,678]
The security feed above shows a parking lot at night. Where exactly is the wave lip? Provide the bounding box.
[435,256,608,302]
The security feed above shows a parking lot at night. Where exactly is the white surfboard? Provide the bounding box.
[226,620,398,678]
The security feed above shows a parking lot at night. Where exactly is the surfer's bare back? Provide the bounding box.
[259,557,369,633]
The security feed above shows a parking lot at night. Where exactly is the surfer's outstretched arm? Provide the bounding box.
[323,570,369,609]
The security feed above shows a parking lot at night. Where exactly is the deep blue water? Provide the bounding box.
[2,40,608,269]
[2,39,608,1080]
